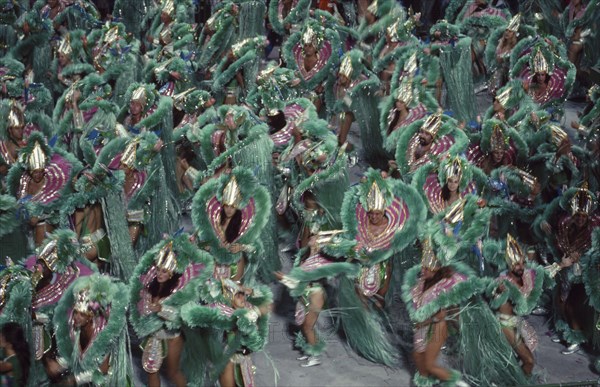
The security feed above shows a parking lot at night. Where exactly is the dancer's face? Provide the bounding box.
[446,176,460,193]
[156,267,173,283]
[368,210,385,226]
[223,204,236,219]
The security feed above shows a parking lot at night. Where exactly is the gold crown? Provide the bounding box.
[395,77,413,105]
[495,86,512,109]
[302,26,317,46]
[38,239,59,272]
[57,35,72,57]
[444,197,466,224]
[570,185,593,216]
[103,24,120,44]
[444,156,463,182]
[549,124,568,146]
[155,241,178,273]
[222,175,242,208]
[421,112,442,138]
[131,86,148,110]
[506,13,521,32]
[505,234,524,268]
[421,238,440,271]
[28,141,47,171]
[366,181,387,212]
[532,48,549,74]
[490,124,506,152]
[121,138,139,169]
[339,55,353,79]
[7,100,24,129]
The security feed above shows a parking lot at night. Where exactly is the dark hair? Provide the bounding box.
[423,266,455,291]
[267,111,287,134]
[441,183,451,202]
[1,322,30,385]
[175,138,197,163]
[387,110,402,135]
[148,272,182,299]
[220,207,243,243]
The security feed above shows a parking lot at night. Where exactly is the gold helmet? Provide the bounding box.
[155,241,178,273]
[73,287,92,315]
[532,48,549,74]
[490,124,506,152]
[421,112,442,138]
[131,86,148,110]
[570,185,594,216]
[395,77,414,106]
[366,181,386,212]
[506,13,521,33]
[444,156,463,183]
[302,26,318,46]
[162,0,175,17]
[386,19,402,42]
[339,54,353,79]
[549,124,568,146]
[222,175,242,208]
[121,138,139,169]
[221,278,246,303]
[172,87,196,111]
[495,86,512,109]
[28,141,47,171]
[7,100,24,129]
[403,52,418,78]
[37,239,59,272]
[367,0,379,15]
[421,238,440,271]
[505,234,524,269]
[57,35,72,57]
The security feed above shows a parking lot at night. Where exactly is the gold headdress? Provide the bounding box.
[28,141,47,171]
[549,124,568,146]
[173,87,196,111]
[421,238,440,271]
[505,234,524,268]
[532,48,549,74]
[513,168,537,191]
[73,287,92,314]
[103,24,120,45]
[221,278,246,303]
[506,13,521,32]
[121,138,139,169]
[162,0,175,16]
[386,19,402,42]
[395,77,413,105]
[339,54,353,79]
[38,239,59,272]
[155,241,177,273]
[7,100,24,129]
[131,86,148,110]
[57,35,72,57]
[302,26,320,47]
[495,86,512,109]
[367,0,378,15]
[366,181,386,212]
[222,175,242,208]
[421,112,442,138]
[570,184,593,216]
[444,156,463,182]
[490,124,506,152]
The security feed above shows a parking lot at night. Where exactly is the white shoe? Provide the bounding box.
[455,380,470,387]
[296,355,309,361]
[561,343,580,354]
[551,336,562,343]
[300,356,321,367]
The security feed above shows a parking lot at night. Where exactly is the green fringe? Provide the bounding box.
[439,37,477,122]
[337,276,398,366]
[555,319,587,345]
[0,194,18,238]
[100,190,135,281]
[582,228,600,311]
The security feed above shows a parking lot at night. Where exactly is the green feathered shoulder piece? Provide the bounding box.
[0,263,32,328]
[35,229,82,273]
[0,194,19,238]
[582,227,600,311]
[212,37,267,93]
[129,234,215,338]
[486,263,548,315]
[401,260,485,323]
[337,168,426,265]
[268,0,310,35]
[191,166,271,265]
[54,274,129,379]
[480,118,528,163]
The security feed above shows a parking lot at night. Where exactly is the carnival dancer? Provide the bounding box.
[48,273,131,385]
[0,100,26,178]
[181,279,272,387]
[129,235,214,387]
[486,234,547,376]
